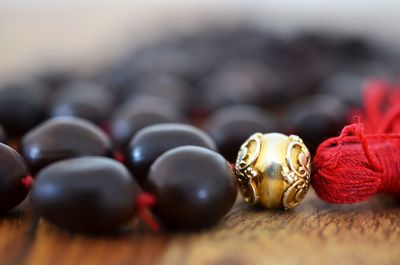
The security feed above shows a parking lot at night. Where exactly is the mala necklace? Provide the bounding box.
[0,28,399,233]
[0,81,398,233]
[0,81,399,233]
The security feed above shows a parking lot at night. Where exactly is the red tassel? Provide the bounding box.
[312,80,400,203]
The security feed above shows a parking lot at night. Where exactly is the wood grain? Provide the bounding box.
[0,190,399,265]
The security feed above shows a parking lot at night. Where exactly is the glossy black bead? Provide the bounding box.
[126,123,216,184]
[0,80,47,135]
[205,105,278,162]
[110,96,183,150]
[145,146,237,230]
[50,81,114,125]
[21,117,112,173]
[285,94,349,151]
[32,157,139,233]
[0,143,30,212]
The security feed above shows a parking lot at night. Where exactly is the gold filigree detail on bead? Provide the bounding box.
[234,133,263,204]
[282,135,311,209]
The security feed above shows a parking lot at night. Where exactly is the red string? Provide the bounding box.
[136,192,160,232]
[312,80,400,203]
[21,175,34,190]
[113,151,125,163]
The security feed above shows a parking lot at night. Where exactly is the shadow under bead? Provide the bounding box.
[0,143,30,212]
[204,105,278,162]
[145,146,237,230]
[31,157,140,233]
[109,96,184,151]
[126,123,216,185]
[21,117,112,174]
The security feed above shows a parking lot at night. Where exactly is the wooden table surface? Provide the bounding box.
[1,189,399,265]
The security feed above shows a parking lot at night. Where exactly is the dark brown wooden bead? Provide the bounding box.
[126,123,216,184]
[205,105,278,162]
[31,157,139,233]
[0,143,30,212]
[21,117,112,174]
[145,146,237,230]
[110,96,183,150]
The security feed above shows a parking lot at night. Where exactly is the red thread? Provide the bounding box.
[113,151,125,163]
[21,175,34,189]
[136,192,160,232]
[312,80,400,203]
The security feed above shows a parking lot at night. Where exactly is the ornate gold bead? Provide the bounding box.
[234,132,311,209]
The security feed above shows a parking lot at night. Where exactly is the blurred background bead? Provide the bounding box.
[50,81,115,125]
[126,123,216,184]
[145,146,237,230]
[227,28,275,59]
[320,72,367,107]
[21,117,112,174]
[285,94,349,151]
[269,38,330,98]
[204,105,278,162]
[128,74,191,112]
[32,157,139,233]
[109,96,184,151]
[200,59,280,110]
[129,46,201,82]
[0,80,48,135]
[0,143,30,212]
[334,37,373,63]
